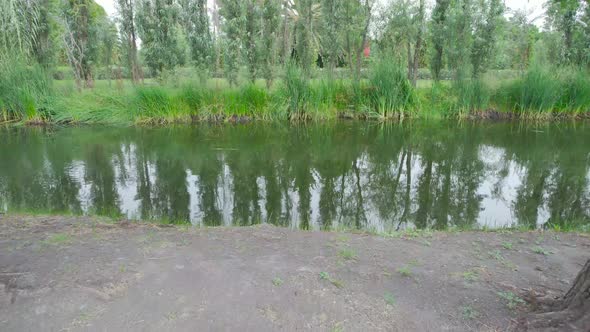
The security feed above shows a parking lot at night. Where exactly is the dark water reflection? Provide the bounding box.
[1,122,589,231]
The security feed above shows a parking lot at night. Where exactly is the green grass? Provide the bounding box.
[3,64,589,125]
[397,266,412,277]
[338,248,357,261]
[383,292,396,306]
[319,272,344,288]
[497,291,526,309]
[42,233,72,246]
[532,246,552,256]
[497,65,590,116]
[0,57,52,122]
[461,269,479,282]
[272,277,283,286]
[461,305,480,320]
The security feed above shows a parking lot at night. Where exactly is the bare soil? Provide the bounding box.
[0,215,589,331]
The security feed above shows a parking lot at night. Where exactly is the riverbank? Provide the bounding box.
[3,65,590,125]
[1,214,589,331]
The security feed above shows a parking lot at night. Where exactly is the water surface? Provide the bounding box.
[1,122,589,231]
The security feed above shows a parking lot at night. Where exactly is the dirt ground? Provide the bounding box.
[0,215,588,332]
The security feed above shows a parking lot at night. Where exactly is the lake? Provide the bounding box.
[1,122,589,231]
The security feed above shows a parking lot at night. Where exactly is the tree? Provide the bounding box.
[98,17,119,86]
[62,0,106,89]
[244,0,261,83]
[377,0,423,86]
[545,0,582,64]
[295,0,315,75]
[136,0,185,76]
[115,0,143,83]
[32,0,59,68]
[341,0,373,84]
[320,0,342,74]
[0,0,40,59]
[430,0,451,81]
[219,0,243,86]
[524,259,590,330]
[410,0,425,87]
[470,0,504,78]
[261,0,280,88]
[179,0,212,82]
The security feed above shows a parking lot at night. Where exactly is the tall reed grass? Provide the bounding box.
[367,60,415,118]
[5,61,589,125]
[498,66,590,116]
[0,57,52,122]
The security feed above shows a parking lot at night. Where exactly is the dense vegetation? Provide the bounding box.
[1,0,590,124]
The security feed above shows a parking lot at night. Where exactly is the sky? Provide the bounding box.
[95,0,547,23]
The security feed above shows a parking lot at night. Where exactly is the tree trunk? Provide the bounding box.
[411,0,425,88]
[522,259,590,331]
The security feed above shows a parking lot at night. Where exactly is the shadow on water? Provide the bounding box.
[0,121,589,231]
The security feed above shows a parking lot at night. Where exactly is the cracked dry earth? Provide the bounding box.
[0,215,589,331]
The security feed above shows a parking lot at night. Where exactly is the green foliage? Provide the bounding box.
[179,0,212,81]
[280,64,310,117]
[0,58,52,121]
[244,0,261,83]
[397,266,412,277]
[499,66,590,114]
[497,291,526,309]
[272,277,283,286]
[219,0,243,86]
[261,0,281,87]
[319,272,344,288]
[136,0,186,76]
[319,0,342,73]
[430,0,451,80]
[368,59,415,117]
[453,78,490,112]
[338,248,357,260]
[0,0,42,59]
[461,305,479,320]
[383,292,396,305]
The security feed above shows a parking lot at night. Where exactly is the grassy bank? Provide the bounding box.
[2,61,590,125]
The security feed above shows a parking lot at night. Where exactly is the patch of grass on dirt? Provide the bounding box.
[461,305,480,320]
[532,246,552,256]
[462,269,479,282]
[42,233,72,246]
[384,292,396,306]
[338,248,357,261]
[497,291,526,309]
[502,241,513,250]
[331,323,344,332]
[334,234,350,243]
[272,277,283,286]
[397,266,412,277]
[319,272,344,289]
[488,249,518,270]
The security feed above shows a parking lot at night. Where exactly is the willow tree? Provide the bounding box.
[341,0,373,84]
[136,0,185,76]
[219,0,243,86]
[546,0,581,64]
[320,0,342,74]
[179,0,212,82]
[62,0,106,89]
[0,0,37,59]
[244,0,261,83]
[470,0,503,78]
[261,0,280,88]
[295,0,315,75]
[430,0,450,81]
[116,0,143,83]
